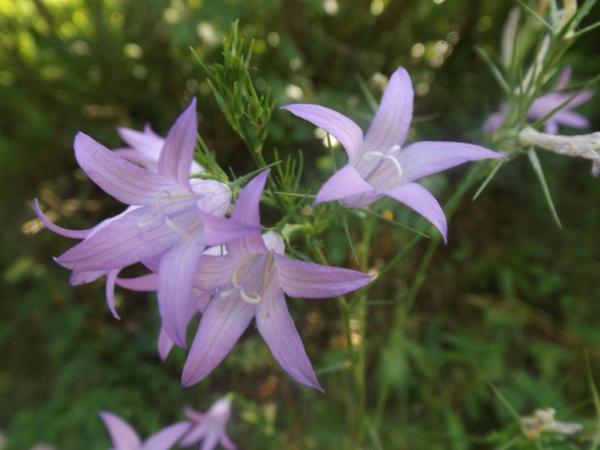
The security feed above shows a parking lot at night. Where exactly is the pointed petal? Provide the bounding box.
[398,141,505,183]
[275,254,373,298]
[385,183,447,243]
[158,98,197,187]
[74,133,180,205]
[256,280,323,391]
[142,422,190,450]
[56,206,198,271]
[181,296,255,386]
[70,270,105,285]
[105,269,121,320]
[553,67,572,91]
[194,255,238,292]
[220,433,237,450]
[362,67,414,153]
[33,199,92,239]
[314,165,374,205]
[554,110,590,129]
[200,432,220,450]
[178,422,207,446]
[117,125,164,159]
[231,170,269,225]
[157,326,174,361]
[99,411,142,450]
[201,212,261,247]
[116,274,158,292]
[158,235,206,347]
[281,104,363,160]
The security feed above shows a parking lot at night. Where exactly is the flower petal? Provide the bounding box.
[553,67,572,91]
[178,422,207,447]
[116,274,158,292]
[256,279,323,391]
[314,165,374,205]
[280,104,363,160]
[142,422,190,450]
[397,141,505,183]
[362,67,414,154]
[158,98,197,188]
[157,326,174,361]
[117,125,164,160]
[99,411,142,450]
[105,269,121,320]
[231,170,269,225]
[385,183,447,243]
[33,199,92,239]
[220,433,237,450]
[74,133,180,205]
[194,255,238,292]
[554,110,590,129]
[201,211,261,247]
[275,254,373,298]
[191,179,231,216]
[70,270,105,285]
[56,206,198,271]
[158,234,206,347]
[181,295,255,387]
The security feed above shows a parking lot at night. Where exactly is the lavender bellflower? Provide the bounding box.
[282,66,504,242]
[180,170,373,391]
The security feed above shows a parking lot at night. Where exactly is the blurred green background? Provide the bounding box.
[1,0,600,448]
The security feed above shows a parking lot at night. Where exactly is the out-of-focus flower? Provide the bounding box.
[100,411,190,450]
[282,67,503,242]
[521,408,582,440]
[181,171,373,390]
[115,124,203,175]
[47,99,254,346]
[179,397,236,450]
[485,68,593,135]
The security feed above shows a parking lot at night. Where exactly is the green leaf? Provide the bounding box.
[527,148,562,229]
[515,0,553,32]
[573,0,599,28]
[472,160,505,201]
[488,382,522,425]
[475,46,511,94]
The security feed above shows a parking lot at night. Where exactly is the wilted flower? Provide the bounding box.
[100,411,190,450]
[181,170,373,390]
[179,398,236,450]
[521,408,582,440]
[282,66,503,242]
[485,68,593,135]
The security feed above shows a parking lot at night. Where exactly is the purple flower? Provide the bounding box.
[179,398,236,450]
[47,99,255,346]
[485,68,593,135]
[115,124,204,175]
[100,411,190,450]
[181,171,373,391]
[282,67,503,242]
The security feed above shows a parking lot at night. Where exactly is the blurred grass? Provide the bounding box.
[1,0,600,448]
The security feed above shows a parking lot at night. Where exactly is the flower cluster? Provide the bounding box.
[35,67,505,394]
[100,397,235,450]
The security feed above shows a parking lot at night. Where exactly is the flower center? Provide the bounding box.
[219,253,274,304]
[355,145,404,191]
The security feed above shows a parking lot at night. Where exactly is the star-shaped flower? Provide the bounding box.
[282,66,505,242]
[180,170,373,391]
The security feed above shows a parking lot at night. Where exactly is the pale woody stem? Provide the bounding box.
[519,126,600,160]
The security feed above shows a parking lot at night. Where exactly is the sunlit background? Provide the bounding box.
[1,0,600,448]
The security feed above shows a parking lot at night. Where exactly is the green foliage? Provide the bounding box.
[1,1,600,449]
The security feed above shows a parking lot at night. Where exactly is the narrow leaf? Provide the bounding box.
[473,160,505,201]
[527,148,562,229]
[475,46,511,94]
[488,382,522,424]
[516,0,553,31]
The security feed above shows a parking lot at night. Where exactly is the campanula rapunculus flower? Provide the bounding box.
[178,398,236,450]
[53,99,256,346]
[100,411,190,450]
[180,170,373,391]
[282,67,505,242]
[485,68,593,135]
